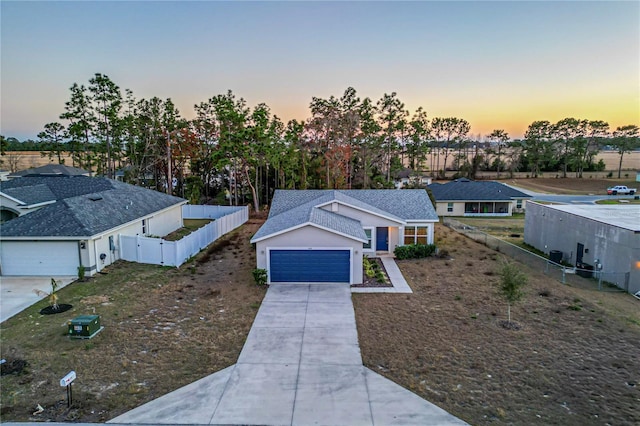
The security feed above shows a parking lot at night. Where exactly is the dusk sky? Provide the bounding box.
[1,1,639,141]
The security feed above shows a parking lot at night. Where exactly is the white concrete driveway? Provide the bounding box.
[0,276,77,323]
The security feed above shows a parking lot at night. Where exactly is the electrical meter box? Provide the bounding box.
[68,315,102,339]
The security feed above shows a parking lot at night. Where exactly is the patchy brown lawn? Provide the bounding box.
[353,223,640,426]
[0,221,266,423]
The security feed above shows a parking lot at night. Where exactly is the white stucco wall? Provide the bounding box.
[255,225,363,284]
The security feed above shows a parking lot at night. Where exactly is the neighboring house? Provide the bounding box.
[0,170,9,181]
[250,189,438,284]
[524,202,640,295]
[0,176,186,276]
[394,168,432,189]
[8,164,90,179]
[428,178,531,217]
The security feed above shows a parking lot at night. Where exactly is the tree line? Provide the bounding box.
[1,73,638,210]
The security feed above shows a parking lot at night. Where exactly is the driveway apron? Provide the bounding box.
[110,283,466,425]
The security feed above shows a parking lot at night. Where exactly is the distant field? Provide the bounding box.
[3,150,639,175]
[505,178,638,195]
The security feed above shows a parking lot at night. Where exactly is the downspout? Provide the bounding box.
[94,239,101,273]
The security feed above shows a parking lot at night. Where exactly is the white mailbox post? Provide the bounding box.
[60,371,76,407]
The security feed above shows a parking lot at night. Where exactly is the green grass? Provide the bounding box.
[164,219,212,241]
[595,199,640,205]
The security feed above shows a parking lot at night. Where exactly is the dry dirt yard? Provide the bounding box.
[0,220,267,423]
[353,223,640,426]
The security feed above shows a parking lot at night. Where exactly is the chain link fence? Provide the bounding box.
[443,218,629,293]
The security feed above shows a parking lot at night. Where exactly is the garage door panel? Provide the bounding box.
[1,241,78,276]
[270,249,350,283]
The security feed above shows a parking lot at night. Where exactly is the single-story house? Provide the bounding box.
[428,178,531,217]
[250,189,438,284]
[0,176,186,277]
[524,202,640,294]
[394,168,432,189]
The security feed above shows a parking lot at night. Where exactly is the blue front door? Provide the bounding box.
[376,227,389,251]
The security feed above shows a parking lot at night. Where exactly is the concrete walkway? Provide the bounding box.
[110,284,467,425]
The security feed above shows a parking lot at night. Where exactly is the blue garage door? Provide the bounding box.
[270,250,350,283]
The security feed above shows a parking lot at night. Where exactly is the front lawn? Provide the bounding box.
[353,223,640,426]
[0,222,266,422]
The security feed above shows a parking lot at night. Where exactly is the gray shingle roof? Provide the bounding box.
[1,176,113,203]
[0,177,186,238]
[2,184,56,205]
[9,164,89,177]
[251,189,437,242]
[428,179,532,201]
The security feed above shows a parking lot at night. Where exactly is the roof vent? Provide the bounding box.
[88,195,103,201]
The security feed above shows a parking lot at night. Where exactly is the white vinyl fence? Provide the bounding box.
[120,205,248,267]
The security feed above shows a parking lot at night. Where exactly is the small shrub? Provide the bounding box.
[394,244,437,260]
[363,258,376,278]
[77,265,86,281]
[252,268,267,286]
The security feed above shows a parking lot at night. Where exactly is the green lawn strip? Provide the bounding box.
[163,219,212,241]
[595,199,640,205]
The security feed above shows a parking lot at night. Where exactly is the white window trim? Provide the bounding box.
[363,227,375,252]
[402,223,434,245]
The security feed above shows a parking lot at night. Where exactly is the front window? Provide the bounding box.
[363,228,373,250]
[142,219,147,235]
[447,202,453,213]
[404,226,429,245]
[516,200,522,209]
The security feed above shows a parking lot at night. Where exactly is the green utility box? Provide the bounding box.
[68,315,103,339]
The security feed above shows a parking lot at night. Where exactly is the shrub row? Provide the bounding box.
[394,243,437,260]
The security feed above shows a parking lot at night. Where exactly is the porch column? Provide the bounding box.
[398,226,404,246]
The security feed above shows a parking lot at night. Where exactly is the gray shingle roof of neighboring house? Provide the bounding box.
[428,178,532,201]
[0,177,186,238]
[251,189,437,242]
[9,164,90,177]
[0,176,113,203]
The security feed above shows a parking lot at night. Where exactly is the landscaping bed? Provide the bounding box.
[352,257,392,288]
